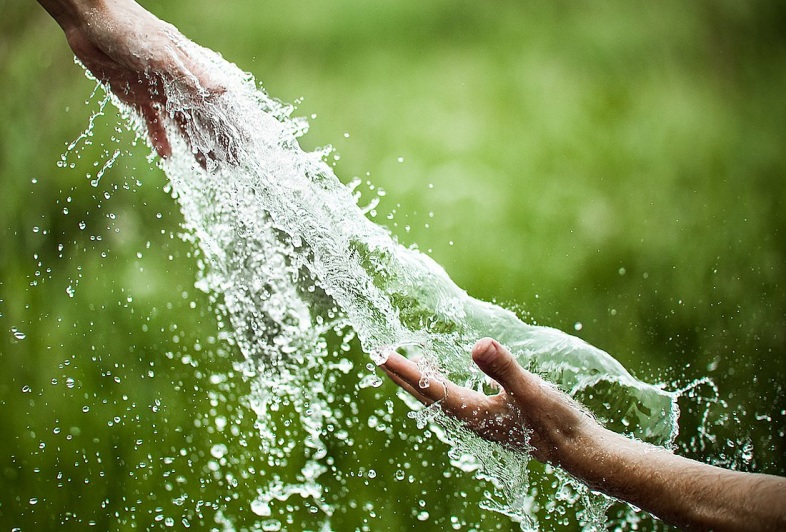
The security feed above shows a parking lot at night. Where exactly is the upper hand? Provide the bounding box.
[43,0,227,164]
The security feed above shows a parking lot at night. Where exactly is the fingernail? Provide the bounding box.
[472,337,499,363]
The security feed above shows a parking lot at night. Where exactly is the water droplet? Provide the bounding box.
[574,322,583,331]
[358,374,384,389]
[250,499,271,517]
[261,519,281,531]
[370,348,391,366]
[65,377,75,389]
[66,285,75,298]
[210,443,227,459]
[21,385,31,393]
[11,327,26,340]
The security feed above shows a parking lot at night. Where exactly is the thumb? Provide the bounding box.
[471,338,535,399]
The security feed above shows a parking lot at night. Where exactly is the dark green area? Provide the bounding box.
[1,0,785,530]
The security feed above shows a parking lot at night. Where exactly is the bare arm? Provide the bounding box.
[580,426,786,531]
[381,338,786,531]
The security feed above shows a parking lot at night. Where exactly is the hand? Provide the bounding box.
[40,0,227,164]
[382,337,786,530]
[380,337,596,466]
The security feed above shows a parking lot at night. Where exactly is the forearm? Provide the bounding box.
[562,424,786,530]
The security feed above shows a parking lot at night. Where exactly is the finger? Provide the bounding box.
[471,338,540,401]
[167,109,202,168]
[164,57,238,167]
[381,352,445,402]
[382,352,486,417]
[141,104,171,158]
[171,52,240,166]
[378,364,433,406]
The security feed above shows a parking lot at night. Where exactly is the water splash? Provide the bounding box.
[90,148,121,187]
[90,36,679,530]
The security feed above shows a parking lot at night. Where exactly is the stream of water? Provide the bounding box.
[80,34,682,531]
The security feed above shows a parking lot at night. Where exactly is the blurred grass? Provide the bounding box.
[1,0,785,530]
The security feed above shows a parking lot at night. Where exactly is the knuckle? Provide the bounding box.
[491,353,515,377]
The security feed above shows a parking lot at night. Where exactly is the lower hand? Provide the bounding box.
[380,337,596,465]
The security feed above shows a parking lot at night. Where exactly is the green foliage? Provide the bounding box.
[1,0,785,530]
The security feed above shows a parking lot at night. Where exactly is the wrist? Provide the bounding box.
[561,422,683,518]
[553,420,633,491]
[38,0,107,30]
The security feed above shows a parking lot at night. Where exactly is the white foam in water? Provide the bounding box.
[98,33,679,530]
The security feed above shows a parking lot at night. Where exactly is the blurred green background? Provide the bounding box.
[2,0,785,530]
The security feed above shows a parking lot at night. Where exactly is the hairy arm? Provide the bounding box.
[568,414,786,530]
[381,338,786,531]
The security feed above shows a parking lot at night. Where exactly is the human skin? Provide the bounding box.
[381,337,786,531]
[37,0,225,164]
[37,1,786,529]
